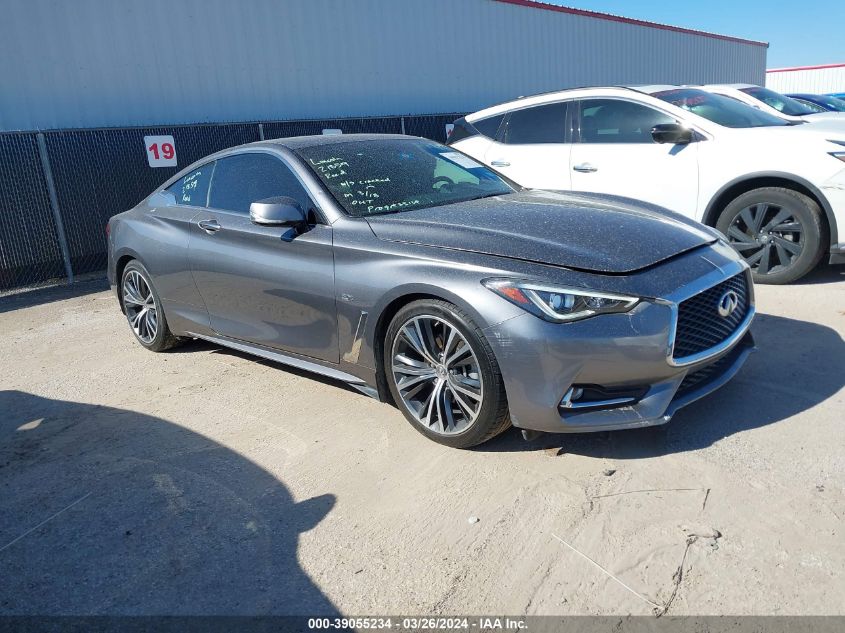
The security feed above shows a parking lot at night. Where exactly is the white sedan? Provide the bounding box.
[448,85,845,284]
[702,84,845,126]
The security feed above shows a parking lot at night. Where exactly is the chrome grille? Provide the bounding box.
[673,273,749,360]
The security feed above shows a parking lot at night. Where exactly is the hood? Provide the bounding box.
[365,191,717,274]
[800,115,845,135]
[746,121,845,144]
[806,111,845,122]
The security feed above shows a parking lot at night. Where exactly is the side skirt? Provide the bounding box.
[186,331,380,400]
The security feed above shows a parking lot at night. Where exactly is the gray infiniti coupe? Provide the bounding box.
[108,134,755,448]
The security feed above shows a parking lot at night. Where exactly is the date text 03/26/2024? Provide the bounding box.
[307,617,528,630]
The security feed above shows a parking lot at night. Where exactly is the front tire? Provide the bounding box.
[121,261,180,352]
[717,187,825,284]
[384,299,510,448]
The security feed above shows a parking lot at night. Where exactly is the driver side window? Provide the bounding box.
[579,99,674,144]
[208,153,313,215]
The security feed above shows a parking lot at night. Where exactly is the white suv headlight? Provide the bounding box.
[483,279,640,322]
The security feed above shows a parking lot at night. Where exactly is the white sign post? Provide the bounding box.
[144,135,177,167]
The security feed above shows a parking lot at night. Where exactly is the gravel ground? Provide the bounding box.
[0,268,843,616]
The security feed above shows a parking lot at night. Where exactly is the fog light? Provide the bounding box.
[560,384,648,411]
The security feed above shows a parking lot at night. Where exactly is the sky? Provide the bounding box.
[550,1,845,68]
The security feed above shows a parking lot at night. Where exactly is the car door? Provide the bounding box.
[189,151,339,363]
[569,98,699,216]
[146,163,215,330]
[481,101,572,190]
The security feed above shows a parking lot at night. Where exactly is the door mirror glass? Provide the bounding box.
[249,196,307,227]
[651,123,693,145]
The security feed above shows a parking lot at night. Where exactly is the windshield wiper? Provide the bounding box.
[463,192,509,202]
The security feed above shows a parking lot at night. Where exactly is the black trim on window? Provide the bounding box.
[446,118,479,145]
[474,114,507,140]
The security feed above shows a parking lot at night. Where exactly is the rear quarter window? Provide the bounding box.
[502,102,568,144]
[474,114,506,139]
[166,163,213,207]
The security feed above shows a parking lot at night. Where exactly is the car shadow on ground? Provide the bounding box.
[793,263,845,285]
[0,390,339,615]
[0,277,108,314]
[479,312,845,458]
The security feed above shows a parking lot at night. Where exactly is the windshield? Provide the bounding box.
[800,95,845,112]
[791,98,828,113]
[296,139,514,217]
[650,88,790,128]
[740,86,819,116]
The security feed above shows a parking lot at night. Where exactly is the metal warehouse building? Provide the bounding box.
[1,0,767,292]
[766,63,845,95]
[1,0,768,131]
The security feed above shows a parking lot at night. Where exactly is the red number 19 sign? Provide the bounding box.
[144,135,177,167]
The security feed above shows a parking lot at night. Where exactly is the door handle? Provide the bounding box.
[573,163,598,173]
[198,219,221,234]
[490,160,510,167]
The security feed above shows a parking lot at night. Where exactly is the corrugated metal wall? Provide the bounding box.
[766,65,845,94]
[0,0,767,132]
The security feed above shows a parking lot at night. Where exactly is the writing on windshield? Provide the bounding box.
[297,139,513,217]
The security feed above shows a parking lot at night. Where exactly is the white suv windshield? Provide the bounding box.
[650,88,790,128]
[740,86,820,116]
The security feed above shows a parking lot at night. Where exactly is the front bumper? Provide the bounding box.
[484,265,755,434]
[821,171,845,263]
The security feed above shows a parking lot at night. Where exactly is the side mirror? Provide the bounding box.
[149,190,177,207]
[651,123,693,145]
[250,196,307,228]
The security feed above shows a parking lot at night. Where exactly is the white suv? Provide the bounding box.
[448,86,845,283]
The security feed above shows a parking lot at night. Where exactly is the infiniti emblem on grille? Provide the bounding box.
[717,290,739,318]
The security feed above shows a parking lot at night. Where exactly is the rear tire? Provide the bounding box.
[121,261,181,352]
[716,187,825,284]
[384,299,510,448]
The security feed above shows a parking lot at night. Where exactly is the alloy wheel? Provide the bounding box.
[122,269,158,344]
[390,315,483,436]
[726,203,804,276]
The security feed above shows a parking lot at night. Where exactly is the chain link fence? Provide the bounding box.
[0,113,465,293]
[0,133,65,290]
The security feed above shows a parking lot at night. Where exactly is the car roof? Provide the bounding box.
[465,86,646,120]
[628,84,689,94]
[703,84,756,90]
[261,133,416,149]
[465,84,734,121]
[162,134,430,188]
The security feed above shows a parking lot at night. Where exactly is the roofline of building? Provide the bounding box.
[767,62,845,73]
[492,0,769,48]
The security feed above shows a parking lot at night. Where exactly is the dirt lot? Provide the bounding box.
[1,268,843,616]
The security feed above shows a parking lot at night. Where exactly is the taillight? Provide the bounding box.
[105,222,111,237]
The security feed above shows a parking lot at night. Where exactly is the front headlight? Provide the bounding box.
[827,140,845,162]
[483,279,640,322]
